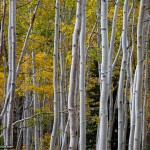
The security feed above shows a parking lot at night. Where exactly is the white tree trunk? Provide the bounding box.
[117,0,128,149]
[107,0,120,148]
[141,16,149,150]
[50,0,60,149]
[79,0,86,149]
[61,119,69,150]
[32,50,40,150]
[98,0,109,149]
[5,0,16,148]
[123,45,130,150]
[68,0,81,149]
[133,0,146,149]
[0,0,6,54]
[129,70,136,150]
[128,7,136,150]
[59,33,66,148]
[24,50,31,150]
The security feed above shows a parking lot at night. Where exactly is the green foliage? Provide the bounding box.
[25,108,54,128]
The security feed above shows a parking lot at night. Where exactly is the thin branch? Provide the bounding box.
[16,0,41,77]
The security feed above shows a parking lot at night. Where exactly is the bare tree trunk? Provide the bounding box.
[5,0,16,148]
[98,0,109,149]
[59,33,66,148]
[50,0,60,149]
[24,50,31,150]
[107,0,120,148]
[117,0,128,149]
[0,0,6,54]
[141,14,149,150]
[74,70,79,148]
[128,7,136,149]
[96,2,101,148]
[61,119,69,150]
[123,45,130,150]
[133,0,146,149]
[68,0,81,149]
[79,0,86,149]
[32,50,40,150]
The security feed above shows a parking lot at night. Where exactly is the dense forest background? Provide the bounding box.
[0,0,150,149]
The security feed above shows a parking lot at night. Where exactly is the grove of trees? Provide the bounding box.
[0,0,150,149]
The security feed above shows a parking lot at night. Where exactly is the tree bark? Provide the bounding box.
[117,0,128,149]
[79,0,86,149]
[5,0,16,148]
[98,0,109,149]
[32,50,40,150]
[50,0,60,149]
[68,0,81,149]
[107,0,120,146]
[133,0,146,149]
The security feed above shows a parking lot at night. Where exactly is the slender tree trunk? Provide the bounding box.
[59,33,66,148]
[24,50,30,150]
[133,0,146,149]
[123,46,130,150]
[79,0,86,149]
[74,69,79,148]
[107,0,120,148]
[96,3,101,148]
[24,92,31,150]
[50,0,60,149]
[98,0,109,149]
[117,0,128,149]
[68,0,81,149]
[61,119,69,150]
[141,14,149,150]
[32,50,40,150]
[0,0,6,54]
[142,48,148,150]
[5,0,16,148]
[128,7,136,150]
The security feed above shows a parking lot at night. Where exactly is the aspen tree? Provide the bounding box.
[107,0,120,148]
[133,0,146,149]
[74,70,79,148]
[2,0,11,142]
[0,0,6,54]
[142,46,148,150]
[123,46,130,150]
[50,0,60,149]
[22,52,31,149]
[142,15,149,150]
[61,119,69,150]
[5,0,16,147]
[79,0,86,149]
[32,50,40,150]
[117,0,128,149]
[96,1,101,148]
[128,7,136,150]
[68,0,81,149]
[129,69,137,150]
[98,0,109,149]
[59,33,66,147]
[24,77,31,149]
